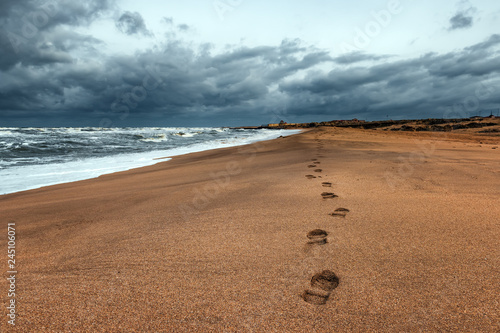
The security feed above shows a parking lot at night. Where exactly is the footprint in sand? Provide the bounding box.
[314,169,322,173]
[330,208,350,217]
[322,182,332,187]
[306,229,328,245]
[311,159,318,161]
[308,164,317,168]
[311,270,340,292]
[321,192,338,199]
[313,161,320,165]
[302,270,340,305]
[305,175,317,179]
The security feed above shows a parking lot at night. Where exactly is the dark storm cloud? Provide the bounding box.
[278,37,500,120]
[0,1,499,127]
[0,38,336,125]
[0,0,113,70]
[41,0,115,29]
[0,0,18,17]
[1,0,115,27]
[116,11,152,36]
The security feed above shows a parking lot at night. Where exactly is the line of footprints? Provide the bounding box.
[302,137,350,305]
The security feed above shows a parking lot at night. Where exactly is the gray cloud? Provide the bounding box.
[465,34,500,51]
[333,52,392,65]
[116,11,152,36]
[177,24,190,32]
[449,12,473,30]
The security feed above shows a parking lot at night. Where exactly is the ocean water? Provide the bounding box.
[0,127,300,195]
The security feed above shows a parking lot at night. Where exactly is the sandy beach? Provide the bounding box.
[1,127,499,332]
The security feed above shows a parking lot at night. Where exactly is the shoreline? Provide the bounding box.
[0,128,302,196]
[1,127,498,331]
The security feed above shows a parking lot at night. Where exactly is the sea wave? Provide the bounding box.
[172,132,196,137]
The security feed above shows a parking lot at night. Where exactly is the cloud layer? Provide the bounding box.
[0,1,499,126]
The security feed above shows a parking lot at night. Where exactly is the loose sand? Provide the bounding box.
[1,127,499,332]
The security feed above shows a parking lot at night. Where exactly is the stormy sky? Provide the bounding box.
[0,0,499,127]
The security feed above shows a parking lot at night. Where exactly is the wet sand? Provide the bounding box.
[1,127,499,332]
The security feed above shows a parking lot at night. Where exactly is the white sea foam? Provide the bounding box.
[139,134,169,142]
